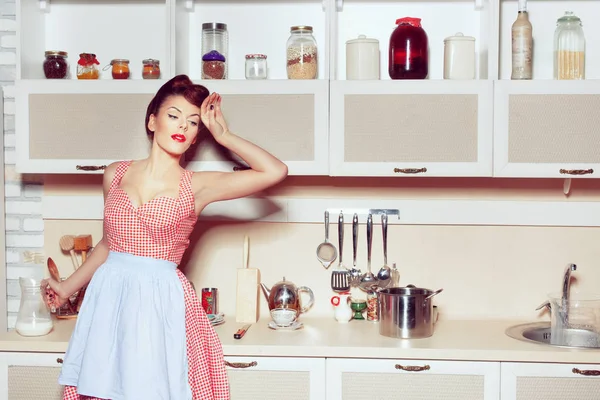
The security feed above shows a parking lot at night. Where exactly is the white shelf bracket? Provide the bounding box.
[184,0,194,12]
[39,0,50,12]
[336,0,344,12]
[474,0,484,11]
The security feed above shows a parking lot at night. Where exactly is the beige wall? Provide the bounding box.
[43,176,600,322]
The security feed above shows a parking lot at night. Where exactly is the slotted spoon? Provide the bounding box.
[331,212,350,292]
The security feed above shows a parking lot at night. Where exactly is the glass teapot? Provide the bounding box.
[15,277,53,337]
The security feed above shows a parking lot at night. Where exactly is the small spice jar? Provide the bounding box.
[43,51,69,79]
[110,59,130,79]
[142,59,161,79]
[77,53,100,79]
[245,54,267,79]
[202,50,226,80]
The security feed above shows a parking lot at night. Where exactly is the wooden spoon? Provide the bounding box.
[59,235,79,271]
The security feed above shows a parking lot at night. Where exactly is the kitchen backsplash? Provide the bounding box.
[41,175,600,322]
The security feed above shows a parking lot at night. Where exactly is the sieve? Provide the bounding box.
[316,211,337,269]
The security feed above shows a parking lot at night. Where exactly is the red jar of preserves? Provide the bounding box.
[110,59,130,79]
[389,17,429,79]
[43,51,68,79]
[142,59,160,79]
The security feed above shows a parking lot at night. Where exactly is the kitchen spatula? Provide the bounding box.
[331,212,350,292]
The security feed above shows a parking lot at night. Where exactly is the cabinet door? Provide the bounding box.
[225,356,326,400]
[16,80,329,175]
[329,80,493,177]
[501,362,600,400]
[326,358,500,400]
[0,352,65,400]
[494,81,600,178]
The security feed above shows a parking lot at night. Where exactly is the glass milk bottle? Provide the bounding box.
[15,277,54,337]
[554,11,585,80]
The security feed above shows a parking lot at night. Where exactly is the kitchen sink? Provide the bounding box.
[505,321,600,349]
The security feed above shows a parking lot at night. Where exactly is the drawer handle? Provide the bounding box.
[233,166,250,172]
[394,167,427,174]
[76,165,107,171]
[573,368,600,376]
[56,358,63,364]
[559,168,594,176]
[395,364,430,372]
[225,361,258,369]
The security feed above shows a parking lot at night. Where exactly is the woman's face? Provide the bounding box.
[147,95,202,156]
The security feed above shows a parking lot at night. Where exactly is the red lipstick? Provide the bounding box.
[171,134,186,143]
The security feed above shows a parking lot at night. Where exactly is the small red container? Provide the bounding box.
[389,17,429,79]
[201,288,218,315]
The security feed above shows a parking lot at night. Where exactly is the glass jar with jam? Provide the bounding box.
[389,17,429,79]
[43,51,69,79]
[110,59,130,79]
[142,59,161,79]
[77,53,100,79]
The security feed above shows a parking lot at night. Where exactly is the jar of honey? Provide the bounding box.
[77,53,100,79]
[142,59,160,79]
[110,59,130,79]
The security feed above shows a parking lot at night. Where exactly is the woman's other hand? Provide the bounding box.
[200,92,229,141]
[41,278,69,312]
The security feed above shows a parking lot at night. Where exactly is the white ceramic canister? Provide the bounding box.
[443,32,476,79]
[346,35,380,80]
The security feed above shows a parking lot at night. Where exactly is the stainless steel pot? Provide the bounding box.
[378,285,443,339]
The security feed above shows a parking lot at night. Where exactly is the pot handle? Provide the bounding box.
[535,300,551,312]
[299,286,315,313]
[424,288,443,301]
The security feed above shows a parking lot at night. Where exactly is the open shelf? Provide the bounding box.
[499,0,600,80]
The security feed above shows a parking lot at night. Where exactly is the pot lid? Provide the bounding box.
[346,34,379,45]
[444,32,475,42]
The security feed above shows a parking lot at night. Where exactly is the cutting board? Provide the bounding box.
[235,235,260,323]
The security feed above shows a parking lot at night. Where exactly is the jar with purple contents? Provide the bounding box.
[43,51,69,79]
[202,50,226,80]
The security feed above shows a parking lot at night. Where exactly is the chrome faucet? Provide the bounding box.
[561,263,577,321]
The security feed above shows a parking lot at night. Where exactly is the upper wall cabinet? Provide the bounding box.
[15,79,329,175]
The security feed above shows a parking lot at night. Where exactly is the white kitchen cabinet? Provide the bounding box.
[15,79,329,175]
[329,80,493,177]
[326,358,501,400]
[0,352,65,400]
[493,80,600,178]
[500,362,600,400]
[225,356,326,400]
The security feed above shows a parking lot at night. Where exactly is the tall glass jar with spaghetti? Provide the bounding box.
[554,11,585,80]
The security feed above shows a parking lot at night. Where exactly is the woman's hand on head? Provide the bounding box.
[200,92,229,142]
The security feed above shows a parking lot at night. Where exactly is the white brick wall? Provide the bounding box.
[1,0,45,330]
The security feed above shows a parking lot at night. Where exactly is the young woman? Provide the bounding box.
[42,74,288,400]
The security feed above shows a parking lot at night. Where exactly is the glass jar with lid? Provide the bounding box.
[142,59,161,79]
[286,26,318,79]
[554,11,585,80]
[245,54,267,79]
[43,51,68,79]
[109,59,130,79]
[77,53,100,79]
[202,23,228,79]
[389,17,429,79]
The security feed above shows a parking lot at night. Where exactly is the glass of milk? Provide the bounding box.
[15,277,54,337]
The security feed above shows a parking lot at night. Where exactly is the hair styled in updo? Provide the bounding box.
[145,74,210,138]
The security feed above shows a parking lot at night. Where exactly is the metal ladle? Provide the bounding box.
[376,213,392,288]
[359,213,379,292]
[316,210,337,269]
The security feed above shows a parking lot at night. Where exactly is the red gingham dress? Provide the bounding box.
[63,160,230,400]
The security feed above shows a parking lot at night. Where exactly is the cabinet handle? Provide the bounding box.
[76,165,107,171]
[559,168,594,175]
[225,361,258,369]
[394,167,427,174]
[572,368,600,376]
[233,166,250,172]
[395,364,430,372]
[56,358,63,364]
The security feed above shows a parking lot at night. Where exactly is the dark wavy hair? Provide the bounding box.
[145,74,210,138]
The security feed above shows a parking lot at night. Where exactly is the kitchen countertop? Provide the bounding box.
[0,318,598,364]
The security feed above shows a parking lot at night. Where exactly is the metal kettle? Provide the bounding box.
[260,277,315,315]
